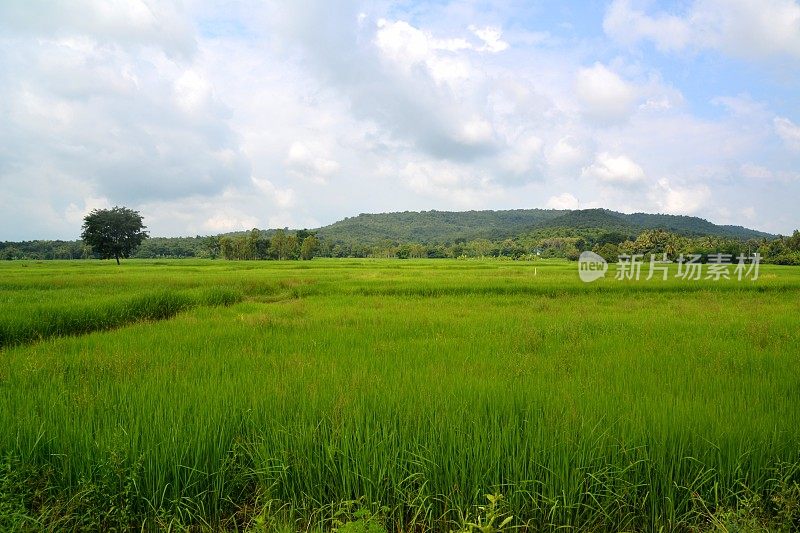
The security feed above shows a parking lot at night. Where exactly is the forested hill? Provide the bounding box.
[316,209,566,244]
[316,208,774,244]
[0,208,778,261]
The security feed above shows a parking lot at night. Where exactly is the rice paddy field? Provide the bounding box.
[0,259,799,532]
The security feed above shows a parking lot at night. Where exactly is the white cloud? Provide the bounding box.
[374,20,509,67]
[651,178,711,215]
[285,142,340,184]
[500,135,543,177]
[1,35,249,206]
[0,0,195,57]
[252,178,296,209]
[203,212,260,233]
[693,0,800,60]
[401,160,501,206]
[374,19,512,90]
[375,19,433,65]
[740,163,774,180]
[0,0,797,239]
[545,136,592,173]
[64,196,111,225]
[604,0,692,52]
[582,152,646,185]
[775,116,800,151]
[458,117,495,145]
[575,63,637,123]
[604,0,800,61]
[546,193,580,210]
[468,25,509,53]
[173,69,213,111]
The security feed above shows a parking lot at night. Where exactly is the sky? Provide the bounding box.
[1,0,799,240]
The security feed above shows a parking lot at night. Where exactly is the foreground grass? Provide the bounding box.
[0,259,799,531]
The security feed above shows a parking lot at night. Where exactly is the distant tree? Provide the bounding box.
[245,229,260,260]
[0,245,22,260]
[219,236,234,259]
[424,244,444,258]
[81,207,148,265]
[256,236,270,260]
[595,232,629,246]
[395,243,410,259]
[285,234,300,260]
[593,243,620,263]
[240,229,270,260]
[467,239,493,258]
[300,234,320,260]
[270,229,288,259]
[79,243,93,259]
[630,229,678,259]
[201,236,221,259]
[788,230,800,252]
[53,244,74,259]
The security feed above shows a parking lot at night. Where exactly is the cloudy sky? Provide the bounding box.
[1,0,799,240]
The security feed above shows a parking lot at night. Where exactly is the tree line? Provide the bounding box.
[4,228,800,265]
[216,229,319,260]
[2,205,799,265]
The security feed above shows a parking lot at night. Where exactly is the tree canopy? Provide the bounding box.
[81,206,148,264]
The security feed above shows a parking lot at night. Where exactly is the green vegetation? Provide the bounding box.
[0,286,242,349]
[81,206,148,265]
[0,259,799,531]
[316,209,566,244]
[4,208,791,263]
[318,208,773,245]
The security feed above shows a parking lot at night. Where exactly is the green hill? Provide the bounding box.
[317,208,774,244]
[537,209,634,232]
[316,209,567,244]
[1,208,777,261]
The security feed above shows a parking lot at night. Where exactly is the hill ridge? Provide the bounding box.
[315,208,774,244]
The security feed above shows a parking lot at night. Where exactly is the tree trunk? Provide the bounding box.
[115,254,120,265]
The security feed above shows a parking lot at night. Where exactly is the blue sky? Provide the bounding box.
[1,0,799,240]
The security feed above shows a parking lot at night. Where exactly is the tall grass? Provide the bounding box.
[0,287,242,348]
[0,259,799,530]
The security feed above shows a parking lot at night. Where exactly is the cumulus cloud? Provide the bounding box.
[775,117,800,151]
[740,163,774,180]
[468,25,510,53]
[498,135,543,178]
[582,153,647,186]
[575,63,638,123]
[650,179,711,215]
[1,31,250,205]
[545,136,593,174]
[604,0,692,52]
[203,212,260,233]
[252,178,296,209]
[0,0,196,57]
[546,193,580,210]
[285,142,340,184]
[401,160,502,206]
[0,0,797,239]
[604,0,800,61]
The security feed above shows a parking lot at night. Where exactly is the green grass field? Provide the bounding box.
[1,259,799,531]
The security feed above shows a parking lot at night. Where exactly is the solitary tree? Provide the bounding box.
[81,206,148,264]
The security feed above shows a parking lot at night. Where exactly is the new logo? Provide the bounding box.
[578,251,608,283]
